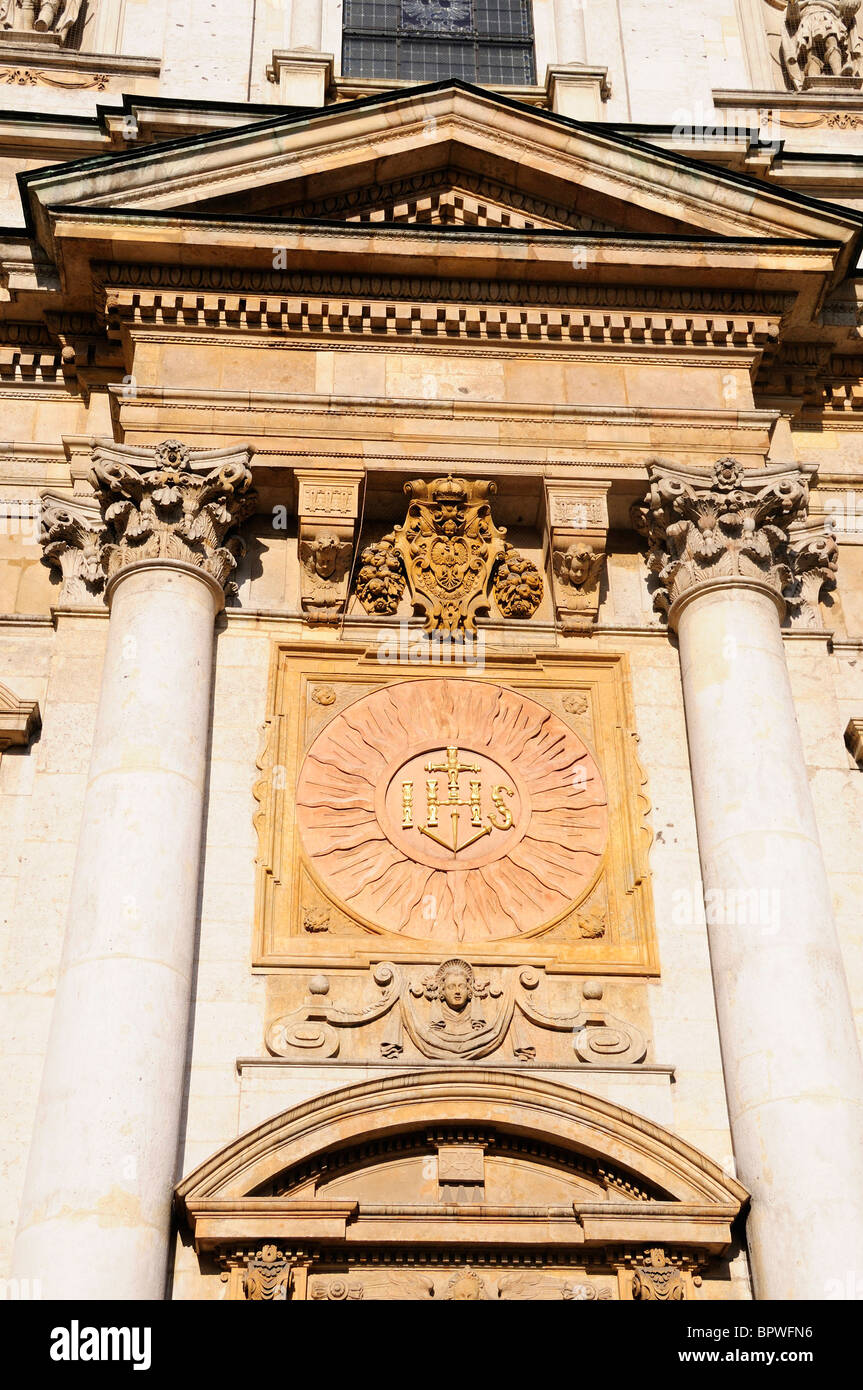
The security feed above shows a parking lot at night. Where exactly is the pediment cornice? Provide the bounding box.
[19,81,863,280]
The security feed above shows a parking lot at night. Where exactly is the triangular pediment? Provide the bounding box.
[22,81,863,277]
[259,167,620,233]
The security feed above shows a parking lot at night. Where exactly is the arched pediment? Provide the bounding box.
[176,1070,747,1299]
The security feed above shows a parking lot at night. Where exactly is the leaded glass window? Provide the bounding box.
[342,0,536,84]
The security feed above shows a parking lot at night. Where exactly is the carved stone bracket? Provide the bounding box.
[266,960,648,1066]
[632,456,813,622]
[0,679,40,754]
[89,439,256,595]
[355,475,543,631]
[40,489,106,605]
[295,469,363,623]
[545,480,610,633]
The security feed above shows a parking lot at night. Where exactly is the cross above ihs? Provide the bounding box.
[401,745,514,855]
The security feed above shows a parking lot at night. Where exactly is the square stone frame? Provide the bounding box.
[252,641,658,975]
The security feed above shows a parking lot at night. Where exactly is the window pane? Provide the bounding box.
[342,35,398,77]
[401,0,471,33]
[475,0,532,39]
[478,41,535,83]
[399,39,476,79]
[344,0,399,29]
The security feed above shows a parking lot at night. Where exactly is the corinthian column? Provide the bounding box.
[14,439,255,1300]
[634,457,863,1300]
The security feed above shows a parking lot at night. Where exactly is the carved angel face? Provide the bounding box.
[437,500,466,537]
[440,964,471,1011]
[311,536,340,579]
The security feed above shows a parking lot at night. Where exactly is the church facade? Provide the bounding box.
[2,0,863,1302]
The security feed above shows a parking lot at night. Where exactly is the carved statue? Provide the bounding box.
[0,0,83,42]
[780,0,862,88]
[355,475,542,631]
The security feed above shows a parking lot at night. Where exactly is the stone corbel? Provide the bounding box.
[0,679,40,755]
[266,50,333,106]
[295,469,363,623]
[619,1247,698,1301]
[544,480,610,633]
[845,718,863,763]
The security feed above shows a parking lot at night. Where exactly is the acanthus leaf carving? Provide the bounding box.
[630,1247,689,1301]
[242,1244,294,1301]
[40,490,106,604]
[783,521,839,629]
[631,456,811,619]
[90,439,256,594]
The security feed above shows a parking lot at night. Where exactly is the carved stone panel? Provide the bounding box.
[265,960,649,1065]
[253,644,657,972]
[295,678,607,942]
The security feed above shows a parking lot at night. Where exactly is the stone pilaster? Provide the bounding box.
[14,440,255,1300]
[545,480,609,633]
[295,468,363,623]
[633,455,863,1300]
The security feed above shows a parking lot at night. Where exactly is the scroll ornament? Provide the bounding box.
[355,475,542,631]
[265,959,648,1065]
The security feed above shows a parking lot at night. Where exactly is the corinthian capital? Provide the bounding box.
[90,439,256,594]
[632,457,811,620]
[40,490,106,604]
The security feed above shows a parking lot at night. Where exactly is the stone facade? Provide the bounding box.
[1,0,863,1304]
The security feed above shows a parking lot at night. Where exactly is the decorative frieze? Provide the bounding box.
[354,475,542,631]
[90,439,256,594]
[265,960,648,1066]
[632,456,813,620]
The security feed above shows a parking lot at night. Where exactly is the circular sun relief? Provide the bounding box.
[295,678,608,942]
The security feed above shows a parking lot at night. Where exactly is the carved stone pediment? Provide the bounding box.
[176,1071,749,1301]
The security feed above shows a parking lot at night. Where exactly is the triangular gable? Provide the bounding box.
[263,168,619,232]
[20,80,863,274]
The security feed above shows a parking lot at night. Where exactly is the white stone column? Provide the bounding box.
[635,458,863,1300]
[14,440,254,1300]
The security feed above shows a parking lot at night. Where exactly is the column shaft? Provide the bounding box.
[13,561,221,1299]
[675,579,863,1298]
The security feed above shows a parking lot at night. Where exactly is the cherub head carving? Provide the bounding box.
[436,959,474,1012]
